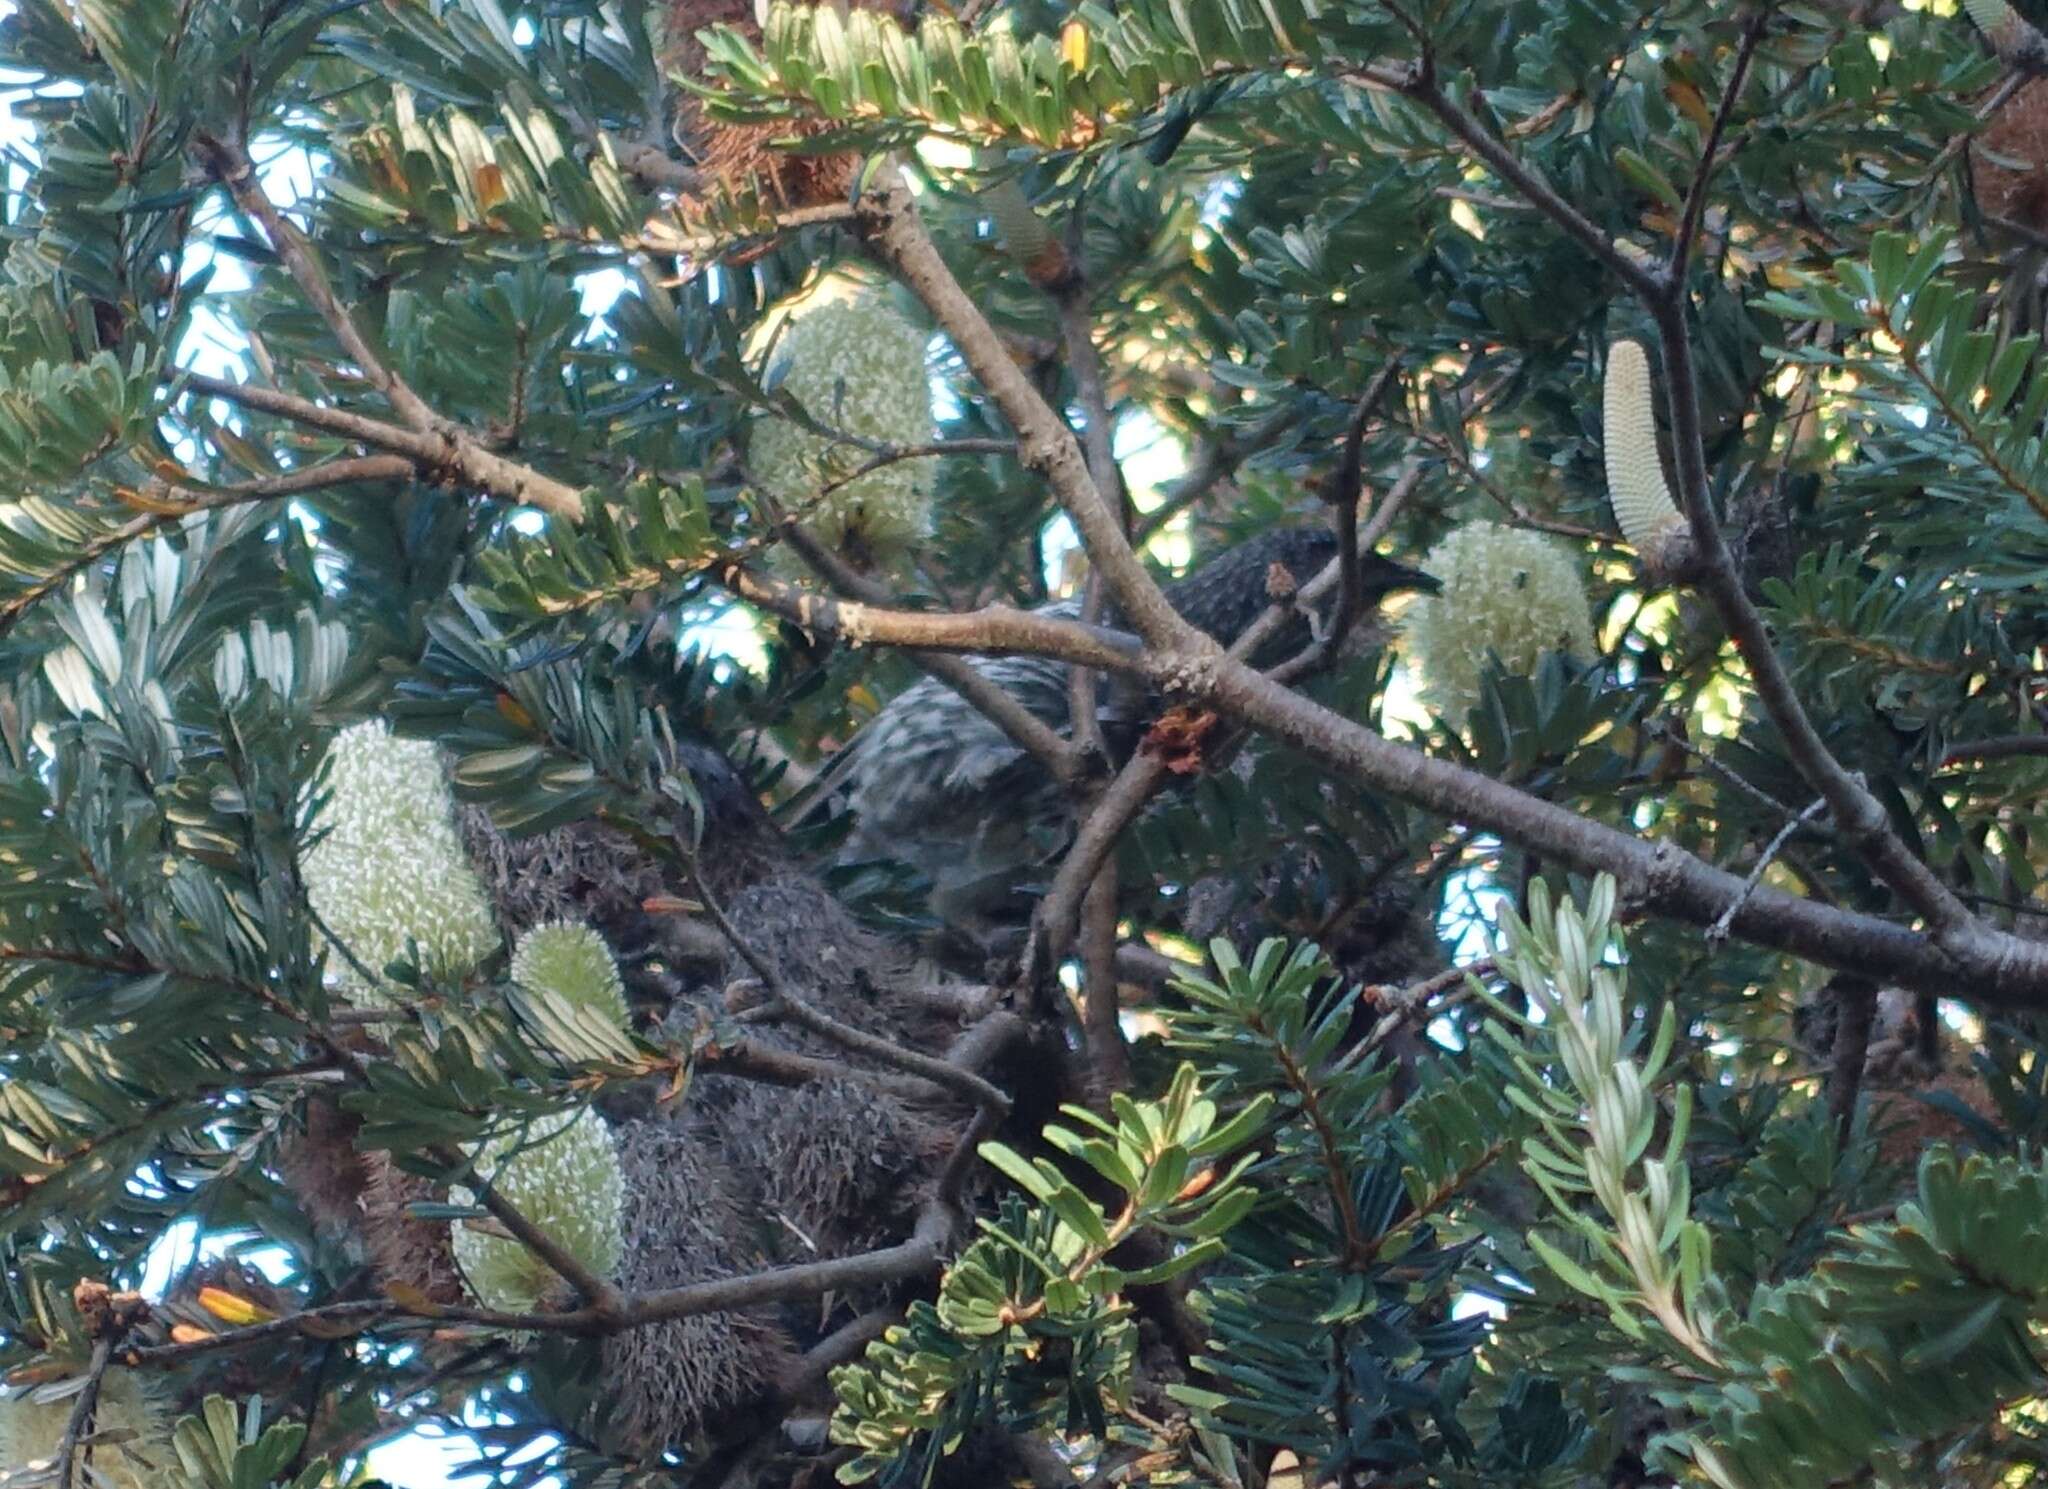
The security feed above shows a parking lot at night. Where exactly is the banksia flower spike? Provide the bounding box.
[511,921,631,1031]
[980,151,1069,288]
[453,1107,626,1315]
[1603,340,1694,579]
[1403,522,1598,724]
[0,1374,172,1489]
[302,720,498,1001]
[751,293,936,573]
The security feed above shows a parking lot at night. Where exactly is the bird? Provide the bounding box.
[830,527,1436,949]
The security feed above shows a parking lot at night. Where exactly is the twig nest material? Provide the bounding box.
[1401,522,1598,724]
[303,720,497,1000]
[750,294,936,572]
[0,1373,173,1489]
[453,1107,625,1315]
[511,921,630,1031]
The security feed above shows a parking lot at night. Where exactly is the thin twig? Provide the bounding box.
[685,861,1012,1116]
[1345,64,1666,302]
[53,1341,114,1489]
[1320,357,1404,663]
[1827,975,1878,1154]
[1708,797,1829,946]
[1668,7,1771,286]
[1080,852,1130,1102]
[1940,735,2048,766]
[0,454,412,637]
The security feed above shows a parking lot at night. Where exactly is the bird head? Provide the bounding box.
[1357,552,1440,601]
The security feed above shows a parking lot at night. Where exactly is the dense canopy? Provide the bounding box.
[7,0,2048,1486]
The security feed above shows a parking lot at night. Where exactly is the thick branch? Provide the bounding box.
[776,524,1079,787]
[854,150,2048,1004]
[1191,656,2048,1006]
[723,562,1147,675]
[183,372,581,515]
[857,174,1189,647]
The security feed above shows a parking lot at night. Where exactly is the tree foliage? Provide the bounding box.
[7,0,2048,1485]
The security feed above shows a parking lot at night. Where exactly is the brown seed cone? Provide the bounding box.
[1871,1067,1999,1169]
[598,1117,801,1457]
[664,0,893,211]
[359,1153,467,1306]
[272,1096,464,1306]
[1975,79,2048,231]
[272,1094,374,1243]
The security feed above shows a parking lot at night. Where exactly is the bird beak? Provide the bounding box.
[1384,560,1440,595]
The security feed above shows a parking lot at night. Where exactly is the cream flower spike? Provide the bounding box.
[1603,340,1693,578]
[979,150,1065,285]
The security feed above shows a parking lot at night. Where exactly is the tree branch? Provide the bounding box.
[53,1340,114,1489]
[856,172,1190,648]
[192,134,585,520]
[850,152,2048,1006]
[1648,303,1978,944]
[1941,735,2048,766]
[1326,37,1993,972]
[0,455,412,636]
[774,522,1080,788]
[1345,65,1667,302]
[722,560,1148,675]
[1668,7,1770,286]
[686,861,1012,1117]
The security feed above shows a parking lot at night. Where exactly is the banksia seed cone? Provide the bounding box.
[601,1119,799,1454]
[751,294,935,571]
[0,1374,172,1489]
[1402,522,1598,724]
[302,720,498,999]
[511,921,631,1031]
[1603,340,1693,578]
[452,1107,625,1314]
[665,0,863,209]
[1977,80,2048,231]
